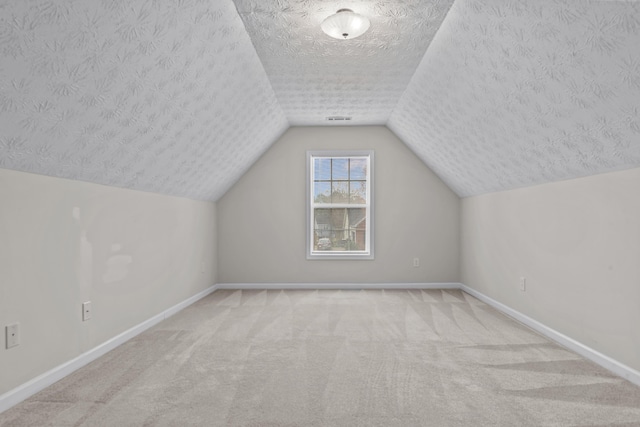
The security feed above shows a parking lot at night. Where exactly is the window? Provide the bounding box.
[307,151,374,259]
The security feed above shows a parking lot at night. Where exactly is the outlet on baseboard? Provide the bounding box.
[519,277,526,292]
[6,323,20,349]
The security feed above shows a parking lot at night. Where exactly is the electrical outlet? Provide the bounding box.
[413,258,420,268]
[82,301,92,321]
[6,323,20,349]
[519,277,526,292]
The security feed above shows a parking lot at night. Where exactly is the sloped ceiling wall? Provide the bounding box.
[389,0,640,197]
[233,0,454,126]
[1,0,640,201]
[0,0,287,201]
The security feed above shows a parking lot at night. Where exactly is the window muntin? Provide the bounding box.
[307,151,373,259]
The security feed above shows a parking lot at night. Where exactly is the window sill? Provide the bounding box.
[307,252,374,260]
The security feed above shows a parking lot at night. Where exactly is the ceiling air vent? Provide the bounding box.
[326,116,352,122]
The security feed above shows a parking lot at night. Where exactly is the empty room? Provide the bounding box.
[1,0,640,425]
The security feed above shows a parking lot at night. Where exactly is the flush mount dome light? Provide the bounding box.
[321,9,370,40]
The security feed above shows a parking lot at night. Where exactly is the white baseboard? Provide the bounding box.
[3,282,639,414]
[216,282,462,290]
[0,284,218,414]
[219,281,639,386]
[459,284,640,388]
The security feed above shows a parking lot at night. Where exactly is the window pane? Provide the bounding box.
[308,151,372,259]
[313,208,333,251]
[350,158,367,179]
[313,207,366,252]
[314,158,331,180]
[347,208,367,251]
[332,159,349,180]
[350,180,367,203]
[332,181,349,203]
[314,181,331,203]
[314,208,331,235]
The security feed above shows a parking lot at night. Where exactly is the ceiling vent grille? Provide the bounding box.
[326,116,352,121]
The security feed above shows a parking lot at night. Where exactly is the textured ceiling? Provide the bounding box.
[1,0,640,201]
[389,0,640,197]
[0,0,287,201]
[233,0,454,126]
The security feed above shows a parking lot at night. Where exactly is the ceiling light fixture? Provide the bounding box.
[321,9,370,40]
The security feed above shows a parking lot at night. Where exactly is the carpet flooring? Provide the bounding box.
[1,289,640,426]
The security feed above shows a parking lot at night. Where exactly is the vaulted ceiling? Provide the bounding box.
[1,0,639,201]
[0,0,287,201]
[390,0,640,196]
[234,0,454,125]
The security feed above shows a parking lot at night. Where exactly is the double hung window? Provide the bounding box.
[307,151,374,259]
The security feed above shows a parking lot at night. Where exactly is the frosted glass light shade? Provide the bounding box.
[321,9,370,40]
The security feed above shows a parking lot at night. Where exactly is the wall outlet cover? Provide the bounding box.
[82,301,92,321]
[6,323,20,349]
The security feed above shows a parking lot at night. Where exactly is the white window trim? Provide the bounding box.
[306,150,374,260]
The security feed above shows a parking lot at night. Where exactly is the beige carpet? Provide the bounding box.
[1,289,640,426]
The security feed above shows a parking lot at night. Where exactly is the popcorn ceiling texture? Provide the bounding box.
[1,0,640,200]
[0,0,287,201]
[388,0,640,197]
[233,0,455,126]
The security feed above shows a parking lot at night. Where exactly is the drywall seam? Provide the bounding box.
[216,282,462,290]
[0,284,218,414]
[459,284,640,388]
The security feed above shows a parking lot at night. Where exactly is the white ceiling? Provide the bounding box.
[1,0,640,201]
[0,0,287,201]
[233,0,455,125]
[389,0,640,196]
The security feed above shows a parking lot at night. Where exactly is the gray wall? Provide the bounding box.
[461,167,640,373]
[0,169,217,395]
[218,126,460,283]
